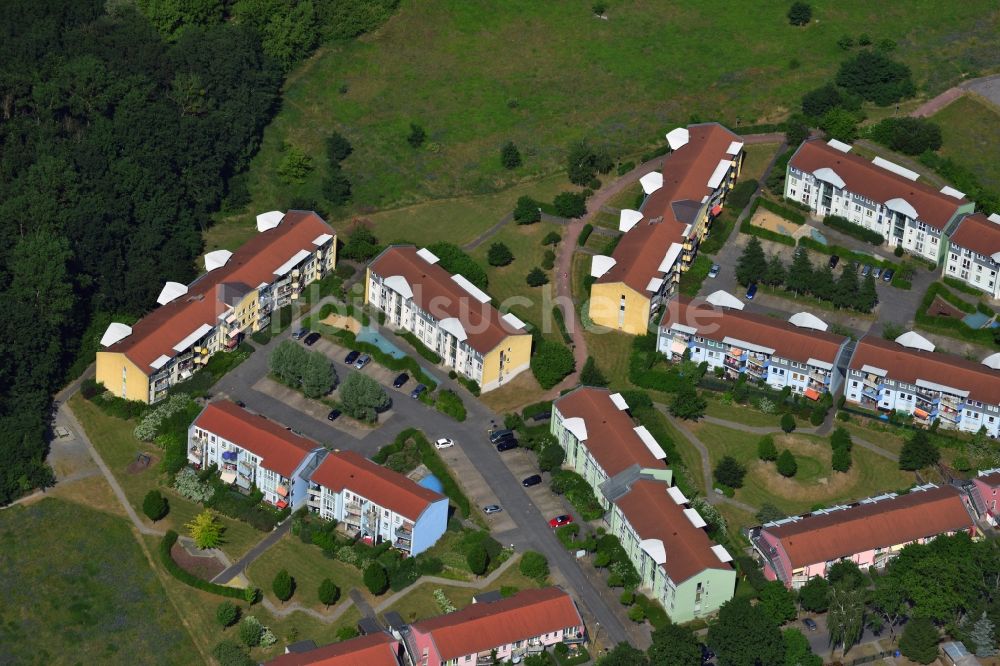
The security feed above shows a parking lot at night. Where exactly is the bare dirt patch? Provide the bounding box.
[126,452,158,475]
[320,313,361,333]
[171,542,225,581]
[749,209,807,239]
[927,295,966,319]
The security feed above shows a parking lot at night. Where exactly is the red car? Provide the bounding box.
[549,514,573,528]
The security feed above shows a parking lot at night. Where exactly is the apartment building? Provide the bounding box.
[187,400,325,510]
[657,295,850,397]
[97,210,337,403]
[306,450,448,556]
[969,469,1000,527]
[551,387,735,622]
[267,632,403,666]
[551,387,673,510]
[608,479,736,623]
[785,139,974,263]
[366,245,531,392]
[845,335,1000,437]
[406,588,585,666]
[944,213,1000,298]
[751,484,976,588]
[589,123,744,334]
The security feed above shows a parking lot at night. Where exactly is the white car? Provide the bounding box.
[435,437,455,450]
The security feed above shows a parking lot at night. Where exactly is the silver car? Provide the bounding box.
[482,504,503,515]
[353,354,371,369]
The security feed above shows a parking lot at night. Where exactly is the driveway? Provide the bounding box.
[211,310,637,647]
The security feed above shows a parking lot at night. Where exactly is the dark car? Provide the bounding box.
[410,384,427,399]
[235,400,246,408]
[883,268,894,282]
[701,645,715,663]
[496,438,518,452]
[802,618,818,631]
[344,350,360,365]
[303,332,321,346]
[522,474,542,487]
[327,409,341,421]
[828,254,840,269]
[393,372,409,388]
[292,327,308,340]
[489,428,514,444]
[746,282,758,300]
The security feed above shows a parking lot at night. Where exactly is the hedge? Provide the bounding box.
[796,237,898,270]
[434,389,467,422]
[321,325,437,390]
[577,224,594,247]
[399,331,443,364]
[739,218,796,246]
[943,276,986,296]
[733,121,789,135]
[159,531,246,599]
[639,143,671,163]
[550,470,604,520]
[552,307,572,344]
[373,429,471,518]
[521,400,554,421]
[457,376,481,397]
[757,197,805,225]
[921,282,975,314]
[821,214,885,245]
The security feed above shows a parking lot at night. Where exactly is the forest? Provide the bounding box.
[0,0,396,504]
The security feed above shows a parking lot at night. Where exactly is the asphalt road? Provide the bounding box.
[213,315,632,646]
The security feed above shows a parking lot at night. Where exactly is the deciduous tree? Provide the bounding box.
[340,372,391,422]
[272,568,294,603]
[798,576,830,613]
[318,578,340,608]
[363,562,389,595]
[707,597,785,666]
[143,489,169,521]
[487,242,514,266]
[714,456,747,489]
[187,510,224,549]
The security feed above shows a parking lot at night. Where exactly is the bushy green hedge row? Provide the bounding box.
[733,121,790,135]
[521,400,553,421]
[577,224,594,247]
[550,470,604,520]
[373,429,470,518]
[82,379,147,418]
[321,325,437,391]
[920,282,975,314]
[796,237,897,270]
[757,197,805,225]
[551,307,572,344]
[398,331,442,364]
[456,376,481,397]
[160,531,246,599]
[943,276,986,296]
[739,218,797,246]
[822,214,884,245]
[434,389,467,422]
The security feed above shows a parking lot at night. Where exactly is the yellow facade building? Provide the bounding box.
[96,210,337,403]
[365,246,532,392]
[588,123,744,334]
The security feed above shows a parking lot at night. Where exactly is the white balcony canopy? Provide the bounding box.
[707,159,732,189]
[705,290,744,310]
[988,213,1000,225]
[645,277,664,293]
[563,416,588,442]
[633,425,667,460]
[666,485,688,505]
[873,157,919,181]
[711,544,734,563]
[683,508,707,528]
[100,322,133,347]
[658,243,684,273]
[256,211,284,232]
[274,249,311,277]
[172,323,214,352]
[826,139,852,153]
[788,311,828,331]
[204,249,233,272]
[640,538,667,565]
[940,186,965,199]
[150,354,172,370]
[983,353,1000,370]
[439,317,468,342]
[894,331,935,352]
[312,233,333,246]
[886,197,919,220]
[156,281,188,305]
[640,171,663,195]
[813,167,845,189]
[416,247,440,264]
[609,393,629,410]
[590,255,616,278]
[619,209,644,232]
[501,312,526,330]
[726,140,744,156]
[665,127,690,150]
[383,275,413,300]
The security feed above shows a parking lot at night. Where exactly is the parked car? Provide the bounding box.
[700,645,715,663]
[292,327,308,340]
[327,409,341,421]
[883,268,894,282]
[353,353,371,369]
[393,372,409,388]
[344,350,360,365]
[496,439,518,452]
[802,618,818,631]
[872,267,882,279]
[850,260,860,272]
[235,400,246,408]
[303,332,321,346]
[708,263,721,278]
[861,264,872,276]
[483,504,503,515]
[489,429,514,444]
[522,474,542,487]
[410,384,427,399]
[549,514,574,528]
[435,437,455,450]
[828,254,840,269]
[746,282,758,300]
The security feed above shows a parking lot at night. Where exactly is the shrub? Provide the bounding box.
[407,123,426,148]
[542,231,561,245]
[669,387,706,420]
[434,389,467,422]
[519,551,550,580]
[780,413,796,433]
[822,214,884,245]
[134,394,194,441]
[580,356,608,387]
[776,450,798,477]
[550,470,604,520]
[832,446,852,472]
[714,456,746,489]
[628,604,647,622]
[552,307,573,344]
[867,117,942,155]
[899,430,940,470]
[554,192,586,218]
[398,331,442,364]
[577,223,594,246]
[566,141,612,185]
[466,543,489,575]
[325,131,353,163]
[500,141,522,169]
[318,578,339,607]
[787,2,812,26]
[142,490,169,522]
[213,641,253,666]
[340,226,381,262]
[541,249,556,270]
[835,50,916,105]
[514,196,541,224]
[216,601,240,628]
[487,242,514,267]
[526,267,549,287]
[272,569,294,602]
[239,615,263,647]
[277,145,312,183]
[537,443,566,472]
[531,341,575,389]
[363,563,389,595]
[899,616,940,664]
[757,435,778,461]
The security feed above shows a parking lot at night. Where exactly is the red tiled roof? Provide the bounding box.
[949,213,1000,262]
[763,485,974,569]
[368,246,525,355]
[266,633,400,666]
[193,400,318,478]
[789,140,968,231]
[660,296,846,365]
[310,451,444,521]
[106,211,334,373]
[615,479,732,584]
[411,588,583,661]
[976,470,1000,487]
[554,387,668,477]
[849,336,1000,405]
[597,123,741,292]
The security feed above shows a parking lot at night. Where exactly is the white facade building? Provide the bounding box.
[944,213,1000,299]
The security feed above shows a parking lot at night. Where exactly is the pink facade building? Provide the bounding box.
[751,484,977,588]
[970,469,1000,526]
[406,587,585,666]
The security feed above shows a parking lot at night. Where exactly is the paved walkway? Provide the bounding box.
[212,520,292,584]
[350,589,377,619]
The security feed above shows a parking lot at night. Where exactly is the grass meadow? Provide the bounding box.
[933,95,1000,194]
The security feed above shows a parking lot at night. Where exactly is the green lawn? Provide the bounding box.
[933,95,1000,193]
[605,182,645,212]
[582,327,634,389]
[691,422,914,514]
[0,499,201,665]
[704,395,788,428]
[69,395,265,560]
[216,0,998,249]
[741,143,781,182]
[379,565,540,624]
